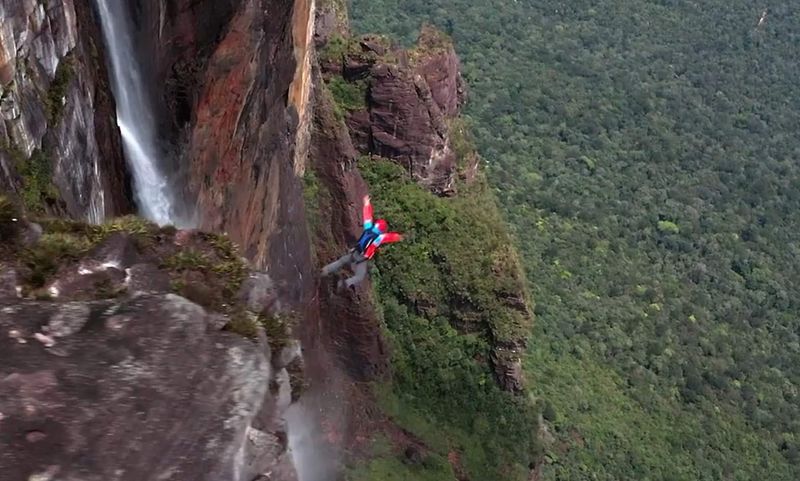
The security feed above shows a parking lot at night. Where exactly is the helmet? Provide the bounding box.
[375,219,388,233]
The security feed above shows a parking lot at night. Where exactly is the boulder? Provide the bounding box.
[0,294,278,481]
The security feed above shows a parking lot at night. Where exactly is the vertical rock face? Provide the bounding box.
[322,26,471,196]
[134,0,240,133]
[367,61,457,194]
[184,0,309,282]
[412,26,467,118]
[132,0,316,283]
[308,69,389,381]
[0,0,133,221]
[314,0,349,48]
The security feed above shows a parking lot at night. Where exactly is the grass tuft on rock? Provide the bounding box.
[224,310,261,339]
[21,232,92,288]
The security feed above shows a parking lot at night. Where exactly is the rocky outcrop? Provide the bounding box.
[368,61,457,194]
[0,0,133,221]
[0,294,278,481]
[321,26,472,196]
[0,206,300,481]
[412,25,467,118]
[314,0,349,48]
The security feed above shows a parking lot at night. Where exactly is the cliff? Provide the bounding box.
[0,1,537,480]
[309,19,538,480]
[0,198,300,481]
[125,0,314,274]
[319,25,472,196]
[0,0,132,221]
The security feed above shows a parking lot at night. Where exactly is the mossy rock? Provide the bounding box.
[409,24,454,64]
[46,54,75,123]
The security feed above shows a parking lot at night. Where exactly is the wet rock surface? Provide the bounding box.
[0,0,133,220]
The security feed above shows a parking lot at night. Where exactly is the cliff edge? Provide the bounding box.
[0,197,300,481]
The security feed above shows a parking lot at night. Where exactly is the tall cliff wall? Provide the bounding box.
[0,0,133,221]
[290,0,315,176]
[128,0,315,278]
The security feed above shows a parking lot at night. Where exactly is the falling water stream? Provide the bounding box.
[94,0,177,226]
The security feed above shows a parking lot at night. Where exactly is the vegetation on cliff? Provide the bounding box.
[360,158,538,480]
[307,27,539,481]
[351,0,800,479]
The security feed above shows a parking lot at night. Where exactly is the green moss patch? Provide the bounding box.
[319,34,359,66]
[346,453,456,481]
[162,234,248,315]
[16,216,163,293]
[326,76,368,120]
[12,148,59,214]
[224,310,261,339]
[20,232,93,289]
[46,54,75,123]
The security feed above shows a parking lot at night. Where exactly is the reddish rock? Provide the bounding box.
[367,63,456,195]
[345,109,371,153]
[326,28,468,196]
[343,55,374,81]
[411,26,466,117]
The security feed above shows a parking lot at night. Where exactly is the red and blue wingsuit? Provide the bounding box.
[321,195,403,289]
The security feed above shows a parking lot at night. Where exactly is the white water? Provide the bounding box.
[94,0,176,226]
[286,403,337,481]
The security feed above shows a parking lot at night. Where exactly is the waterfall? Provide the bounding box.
[94,0,177,226]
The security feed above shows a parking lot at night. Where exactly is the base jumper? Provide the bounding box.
[321,195,403,289]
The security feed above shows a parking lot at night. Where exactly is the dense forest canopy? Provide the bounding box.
[350,0,800,479]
